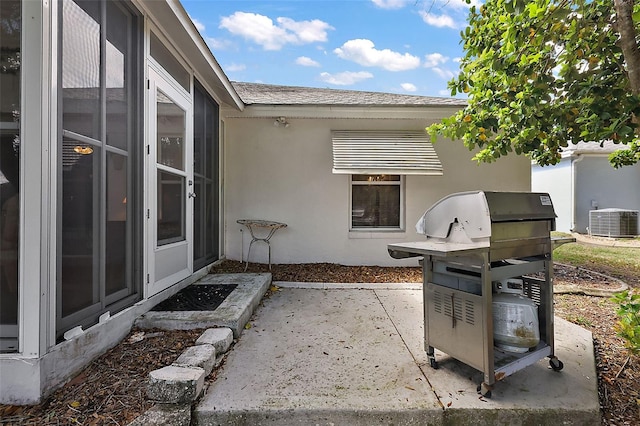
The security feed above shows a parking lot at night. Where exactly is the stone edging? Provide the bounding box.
[128,327,234,425]
[553,262,628,297]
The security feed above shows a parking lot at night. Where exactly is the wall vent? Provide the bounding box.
[589,209,639,237]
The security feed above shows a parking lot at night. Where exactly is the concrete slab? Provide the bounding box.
[195,285,600,426]
[135,273,270,337]
[376,289,600,425]
[195,288,442,425]
[128,404,191,426]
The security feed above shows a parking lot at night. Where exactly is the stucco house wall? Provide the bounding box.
[223,115,532,266]
[575,157,640,233]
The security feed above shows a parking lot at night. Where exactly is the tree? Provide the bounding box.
[427,0,640,168]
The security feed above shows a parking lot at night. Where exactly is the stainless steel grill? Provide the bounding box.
[388,191,573,397]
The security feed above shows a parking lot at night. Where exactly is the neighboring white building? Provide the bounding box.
[532,141,640,233]
[0,0,531,404]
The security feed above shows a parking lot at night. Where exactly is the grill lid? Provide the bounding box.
[416,191,556,239]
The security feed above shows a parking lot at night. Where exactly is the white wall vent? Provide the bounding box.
[589,209,639,237]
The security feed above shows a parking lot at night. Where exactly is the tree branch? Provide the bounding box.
[614,0,640,95]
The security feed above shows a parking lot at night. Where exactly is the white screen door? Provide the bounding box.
[147,68,193,296]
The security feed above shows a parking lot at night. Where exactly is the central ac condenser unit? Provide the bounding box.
[589,209,639,237]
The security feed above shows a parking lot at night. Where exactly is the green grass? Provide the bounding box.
[554,243,639,269]
[568,315,593,327]
[552,240,640,286]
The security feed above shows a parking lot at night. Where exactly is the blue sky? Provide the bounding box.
[180,0,479,98]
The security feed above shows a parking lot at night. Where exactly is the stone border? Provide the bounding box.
[128,327,234,425]
[134,273,271,338]
[553,262,628,297]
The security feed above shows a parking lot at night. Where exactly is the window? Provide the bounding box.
[58,0,141,336]
[156,88,186,245]
[150,31,190,92]
[351,175,402,230]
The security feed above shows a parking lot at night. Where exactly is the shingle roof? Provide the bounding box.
[231,81,468,107]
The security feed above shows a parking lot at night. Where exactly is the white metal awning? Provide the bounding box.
[331,131,443,175]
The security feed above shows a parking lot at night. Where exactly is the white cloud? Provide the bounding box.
[446,0,481,10]
[424,53,449,68]
[276,17,333,43]
[417,0,479,29]
[371,0,410,9]
[206,37,233,51]
[190,17,205,32]
[453,57,462,63]
[219,12,333,51]
[401,83,417,92]
[226,63,246,72]
[334,39,420,71]
[319,71,374,86]
[432,67,456,79]
[296,56,321,67]
[419,11,457,29]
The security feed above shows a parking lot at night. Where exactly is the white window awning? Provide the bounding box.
[332,131,443,175]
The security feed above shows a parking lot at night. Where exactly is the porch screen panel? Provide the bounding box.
[60,0,102,319]
[104,1,135,296]
[0,0,21,352]
[332,131,443,175]
[61,141,101,317]
[193,81,219,269]
[58,0,140,336]
[105,152,127,295]
[61,0,101,140]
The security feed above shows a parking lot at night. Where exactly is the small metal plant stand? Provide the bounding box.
[237,219,287,271]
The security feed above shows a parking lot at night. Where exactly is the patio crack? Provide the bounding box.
[372,289,444,410]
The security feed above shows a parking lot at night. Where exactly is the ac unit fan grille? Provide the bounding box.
[589,210,639,237]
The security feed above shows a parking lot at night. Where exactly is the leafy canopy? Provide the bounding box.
[427,0,640,167]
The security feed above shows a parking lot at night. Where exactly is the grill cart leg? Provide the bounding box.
[477,382,493,398]
[427,345,438,369]
[549,356,564,372]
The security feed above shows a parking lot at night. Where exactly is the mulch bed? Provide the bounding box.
[0,261,637,425]
[0,329,204,425]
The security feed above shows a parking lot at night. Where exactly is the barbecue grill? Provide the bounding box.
[388,191,573,397]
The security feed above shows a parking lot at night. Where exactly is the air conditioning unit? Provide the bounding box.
[589,209,639,237]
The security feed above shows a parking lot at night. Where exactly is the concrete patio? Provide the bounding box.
[191,276,600,426]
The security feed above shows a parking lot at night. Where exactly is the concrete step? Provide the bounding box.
[134,273,271,337]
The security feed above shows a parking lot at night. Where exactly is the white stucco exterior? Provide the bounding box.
[223,112,532,267]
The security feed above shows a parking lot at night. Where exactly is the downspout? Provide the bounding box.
[570,154,584,232]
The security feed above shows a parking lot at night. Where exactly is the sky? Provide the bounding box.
[180,0,479,98]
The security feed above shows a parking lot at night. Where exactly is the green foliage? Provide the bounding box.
[428,0,640,167]
[610,290,640,355]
